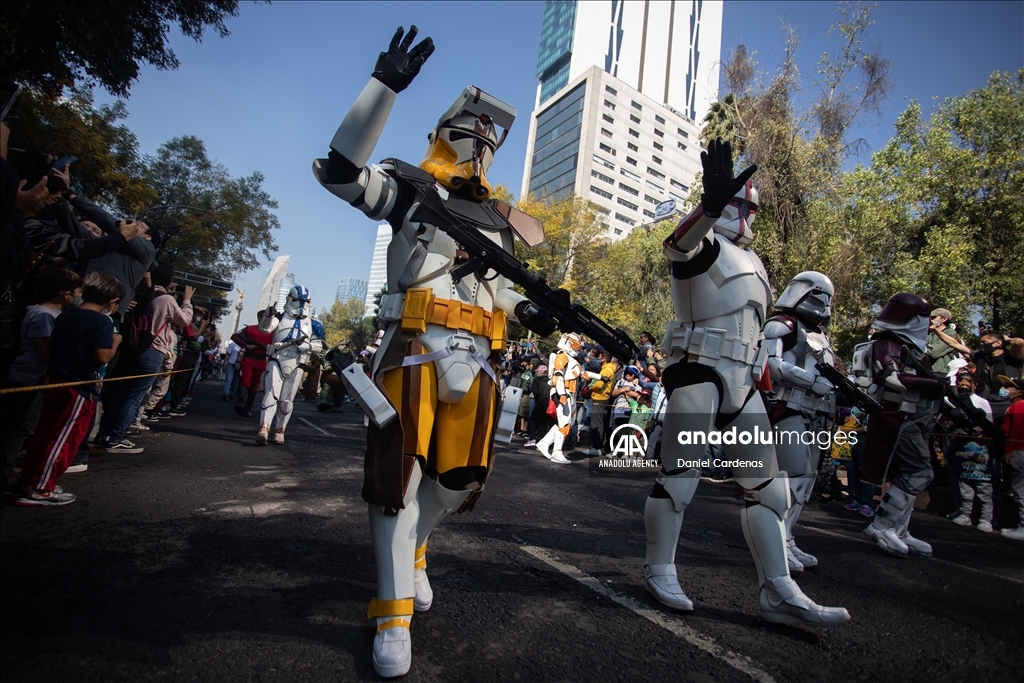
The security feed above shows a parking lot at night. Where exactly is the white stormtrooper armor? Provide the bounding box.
[536,332,584,464]
[763,271,837,572]
[255,285,324,445]
[643,139,848,626]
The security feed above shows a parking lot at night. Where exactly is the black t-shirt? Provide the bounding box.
[972,348,1023,423]
[48,306,115,398]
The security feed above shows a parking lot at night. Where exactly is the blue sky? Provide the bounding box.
[96,1,1023,329]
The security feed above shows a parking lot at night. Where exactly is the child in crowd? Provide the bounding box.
[949,430,993,532]
[1,266,83,491]
[12,272,123,506]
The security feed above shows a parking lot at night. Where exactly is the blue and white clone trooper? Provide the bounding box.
[763,272,837,572]
[643,139,849,626]
[256,285,324,445]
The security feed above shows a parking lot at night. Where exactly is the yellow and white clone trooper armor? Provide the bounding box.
[762,272,837,572]
[312,26,555,678]
[643,139,849,627]
[536,332,584,464]
[255,285,325,446]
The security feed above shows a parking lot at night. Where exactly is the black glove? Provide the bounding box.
[515,300,557,337]
[372,25,435,94]
[699,138,757,218]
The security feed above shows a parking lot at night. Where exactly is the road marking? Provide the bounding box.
[298,417,331,436]
[518,544,776,683]
[802,525,1024,586]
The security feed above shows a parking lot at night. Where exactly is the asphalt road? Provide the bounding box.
[2,380,1022,683]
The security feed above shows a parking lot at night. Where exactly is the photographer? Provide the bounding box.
[926,308,970,378]
[972,329,1024,424]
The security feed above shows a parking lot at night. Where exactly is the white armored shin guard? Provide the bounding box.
[412,476,472,612]
[865,486,917,557]
[785,475,818,570]
[643,471,700,611]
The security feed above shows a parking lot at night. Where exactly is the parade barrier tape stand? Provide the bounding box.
[0,367,195,395]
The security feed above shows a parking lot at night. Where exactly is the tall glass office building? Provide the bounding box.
[522,0,723,240]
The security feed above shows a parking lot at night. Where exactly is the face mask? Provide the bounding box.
[981,342,999,355]
[956,387,972,397]
[996,388,1010,400]
[73,295,83,306]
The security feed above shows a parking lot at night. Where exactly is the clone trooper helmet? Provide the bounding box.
[774,271,835,326]
[420,86,516,202]
[285,285,311,318]
[556,332,584,356]
[872,292,931,352]
[712,180,759,246]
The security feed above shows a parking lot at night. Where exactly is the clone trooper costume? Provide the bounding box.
[855,293,942,558]
[255,286,325,445]
[312,27,555,678]
[643,139,849,626]
[763,272,837,572]
[536,332,584,464]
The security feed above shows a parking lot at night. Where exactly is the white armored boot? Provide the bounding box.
[896,499,932,557]
[785,475,818,570]
[643,473,699,611]
[864,486,912,557]
[549,430,571,464]
[413,475,473,613]
[536,426,556,460]
[367,463,422,678]
[742,476,850,626]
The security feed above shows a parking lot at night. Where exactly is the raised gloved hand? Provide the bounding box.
[515,300,557,338]
[699,138,757,218]
[372,25,435,94]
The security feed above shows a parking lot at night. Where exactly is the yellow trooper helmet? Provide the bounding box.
[420,86,516,202]
[712,180,759,246]
[556,332,584,355]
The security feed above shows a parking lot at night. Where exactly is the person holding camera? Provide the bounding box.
[926,308,970,378]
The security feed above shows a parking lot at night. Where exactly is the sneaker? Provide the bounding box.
[1001,527,1024,541]
[859,505,874,518]
[168,409,187,417]
[581,447,603,456]
[11,483,76,506]
[843,501,862,512]
[950,514,971,526]
[65,462,89,473]
[104,439,144,454]
[523,440,537,448]
[976,521,993,533]
[128,421,150,433]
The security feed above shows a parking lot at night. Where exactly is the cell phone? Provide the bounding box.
[0,79,22,122]
[53,155,77,169]
[33,239,56,259]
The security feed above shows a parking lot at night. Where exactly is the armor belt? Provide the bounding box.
[380,288,507,351]
[775,386,831,414]
[664,321,759,366]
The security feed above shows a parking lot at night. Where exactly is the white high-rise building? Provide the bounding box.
[364,223,392,317]
[258,255,290,311]
[522,0,723,240]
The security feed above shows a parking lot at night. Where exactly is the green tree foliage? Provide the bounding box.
[320,298,374,350]
[142,135,280,281]
[0,0,243,97]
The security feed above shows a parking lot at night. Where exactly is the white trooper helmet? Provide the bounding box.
[556,332,584,356]
[712,179,759,246]
[872,292,931,352]
[420,86,516,201]
[285,285,312,319]
[774,271,835,326]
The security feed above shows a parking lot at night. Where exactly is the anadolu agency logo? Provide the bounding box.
[609,423,649,458]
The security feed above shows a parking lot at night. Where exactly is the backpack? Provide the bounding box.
[121,289,170,356]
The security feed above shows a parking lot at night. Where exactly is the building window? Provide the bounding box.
[606,85,617,96]
[669,192,687,203]
[670,179,689,192]
[614,227,623,235]
[627,142,638,152]
[677,128,689,138]
[626,156,637,166]
[599,142,616,155]
[628,128,640,138]
[678,141,687,151]
[646,180,665,193]
[654,128,664,138]
[652,155,662,165]
[653,141,663,151]
[596,206,611,215]
[644,194,660,204]
[617,197,639,211]
[618,182,639,196]
[655,114,665,124]
[592,154,615,170]
[591,185,613,200]
[631,100,642,111]
[614,212,636,225]
[591,169,614,184]
[643,209,656,218]
[601,128,613,138]
[620,167,641,181]
[648,167,666,179]
[630,114,641,124]
[602,113,614,123]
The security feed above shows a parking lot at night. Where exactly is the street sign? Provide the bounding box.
[654,198,676,220]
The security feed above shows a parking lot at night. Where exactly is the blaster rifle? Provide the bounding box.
[814,362,883,415]
[898,347,1000,442]
[411,189,641,366]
